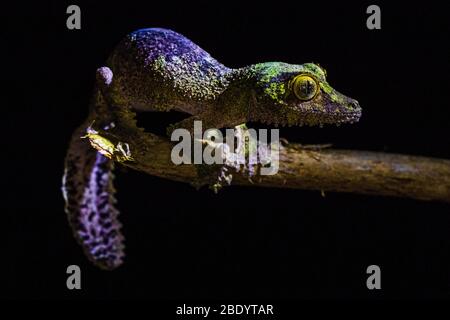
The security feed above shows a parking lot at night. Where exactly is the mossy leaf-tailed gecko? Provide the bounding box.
[62,28,361,269]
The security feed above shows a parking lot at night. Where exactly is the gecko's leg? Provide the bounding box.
[199,123,283,191]
[167,117,252,190]
[166,114,244,189]
[199,123,254,192]
[62,89,125,270]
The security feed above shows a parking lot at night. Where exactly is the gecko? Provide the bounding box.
[62,28,361,270]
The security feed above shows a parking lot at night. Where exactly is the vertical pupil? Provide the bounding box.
[294,76,317,100]
[301,79,313,95]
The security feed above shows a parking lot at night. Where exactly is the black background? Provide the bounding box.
[3,0,450,302]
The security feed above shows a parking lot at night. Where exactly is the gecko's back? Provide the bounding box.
[106,28,231,113]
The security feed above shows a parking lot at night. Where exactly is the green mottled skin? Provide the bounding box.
[96,28,361,133]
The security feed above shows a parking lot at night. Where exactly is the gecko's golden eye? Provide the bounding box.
[292,75,318,101]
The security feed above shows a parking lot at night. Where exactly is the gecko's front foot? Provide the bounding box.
[195,124,281,192]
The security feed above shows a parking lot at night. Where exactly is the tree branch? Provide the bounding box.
[110,122,450,203]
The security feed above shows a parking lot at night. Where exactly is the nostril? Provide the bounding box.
[350,100,360,108]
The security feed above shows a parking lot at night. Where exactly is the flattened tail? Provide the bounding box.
[62,120,125,270]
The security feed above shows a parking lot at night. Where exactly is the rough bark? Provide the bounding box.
[111,125,450,203]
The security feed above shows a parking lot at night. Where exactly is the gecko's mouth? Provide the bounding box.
[247,107,361,145]
[254,109,361,128]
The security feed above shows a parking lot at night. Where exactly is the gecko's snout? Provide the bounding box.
[349,100,360,109]
[344,98,362,124]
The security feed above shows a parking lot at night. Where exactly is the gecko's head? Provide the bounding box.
[251,62,361,127]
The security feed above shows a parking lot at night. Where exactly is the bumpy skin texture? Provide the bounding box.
[63,28,361,269]
[63,92,125,270]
